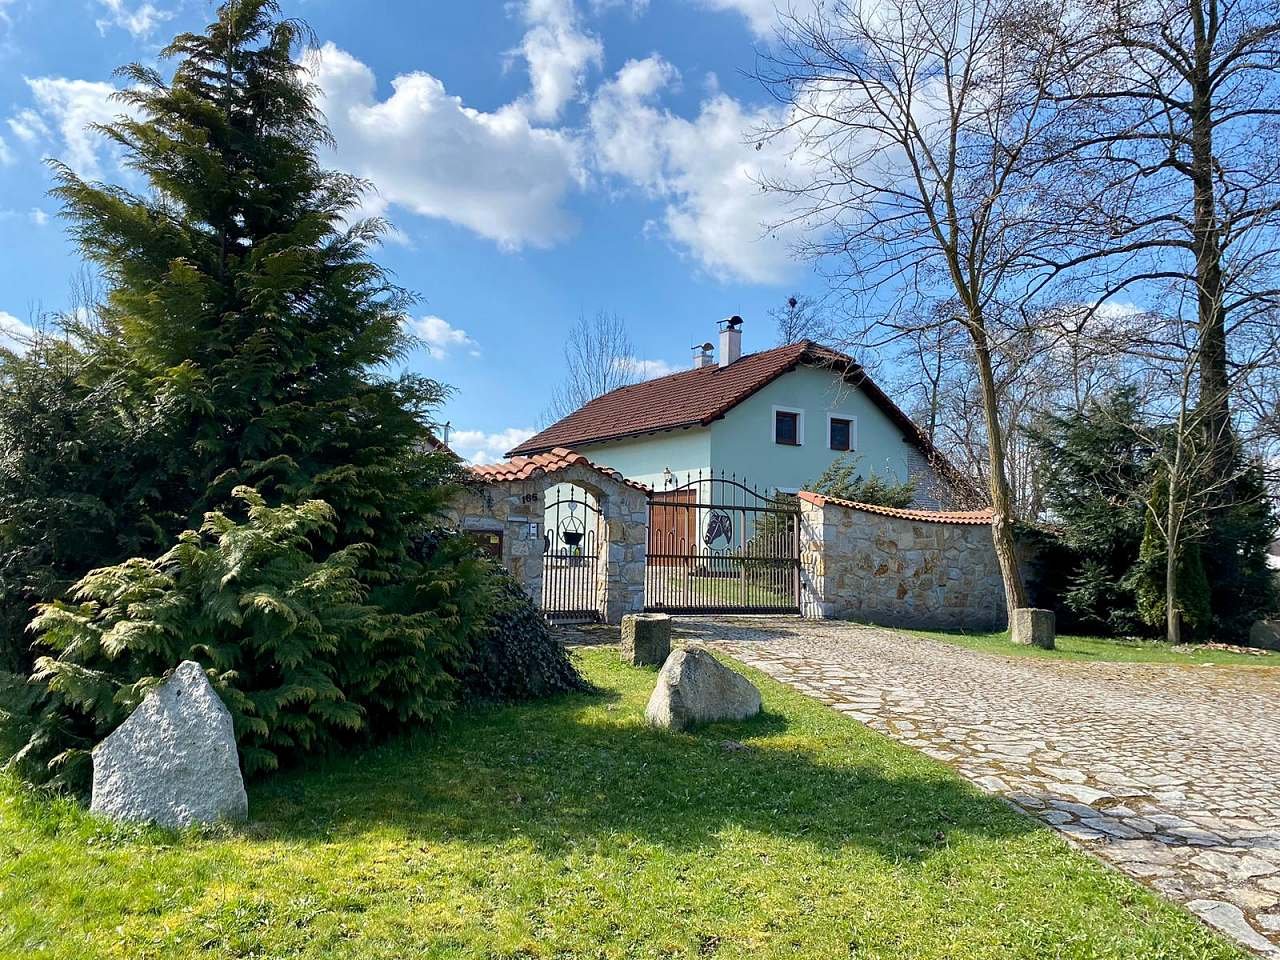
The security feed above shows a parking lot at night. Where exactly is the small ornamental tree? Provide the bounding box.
[1134,467,1213,640]
[8,0,488,787]
[809,455,916,509]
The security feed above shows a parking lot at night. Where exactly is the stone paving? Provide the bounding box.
[677,616,1280,956]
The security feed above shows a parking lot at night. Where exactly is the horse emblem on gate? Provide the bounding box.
[704,509,733,550]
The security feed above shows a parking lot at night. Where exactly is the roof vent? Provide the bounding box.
[719,315,743,367]
[692,341,715,369]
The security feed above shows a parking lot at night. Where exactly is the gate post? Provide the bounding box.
[601,485,648,624]
[798,492,831,619]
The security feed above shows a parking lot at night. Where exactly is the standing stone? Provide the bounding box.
[645,647,762,730]
[1011,608,1056,649]
[621,613,672,666]
[91,661,248,828]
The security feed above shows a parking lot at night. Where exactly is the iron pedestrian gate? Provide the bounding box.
[542,486,603,623]
[645,472,801,614]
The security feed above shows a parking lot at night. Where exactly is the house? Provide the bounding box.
[510,317,968,508]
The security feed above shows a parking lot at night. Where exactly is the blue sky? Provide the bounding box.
[0,0,827,462]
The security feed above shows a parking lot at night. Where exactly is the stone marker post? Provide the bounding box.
[621,612,672,666]
[1011,608,1056,649]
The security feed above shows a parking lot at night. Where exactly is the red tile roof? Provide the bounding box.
[510,342,828,455]
[469,447,650,492]
[797,490,994,525]
[507,342,970,501]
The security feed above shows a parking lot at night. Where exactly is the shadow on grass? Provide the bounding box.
[249,683,1036,865]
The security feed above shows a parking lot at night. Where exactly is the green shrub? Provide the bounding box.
[11,488,485,789]
[456,569,590,702]
[808,454,916,507]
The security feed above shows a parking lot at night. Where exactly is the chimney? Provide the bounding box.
[692,341,715,368]
[719,315,743,367]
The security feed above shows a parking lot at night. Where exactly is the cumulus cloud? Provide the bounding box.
[450,426,537,465]
[305,43,583,251]
[8,107,49,143]
[696,0,780,36]
[95,0,174,38]
[16,77,129,177]
[0,310,35,353]
[406,314,480,360]
[516,0,603,122]
[587,56,802,283]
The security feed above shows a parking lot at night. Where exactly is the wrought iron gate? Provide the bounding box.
[645,472,800,614]
[541,486,603,623]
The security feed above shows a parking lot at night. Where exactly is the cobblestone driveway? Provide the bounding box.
[681,617,1280,956]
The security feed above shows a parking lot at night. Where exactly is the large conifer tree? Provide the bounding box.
[8,0,485,784]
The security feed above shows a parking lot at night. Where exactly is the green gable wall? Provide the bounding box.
[574,427,711,489]
[568,364,912,493]
[709,365,909,492]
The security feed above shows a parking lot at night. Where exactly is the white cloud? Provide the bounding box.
[0,310,35,353]
[587,56,802,283]
[613,356,678,380]
[8,108,50,143]
[305,43,583,251]
[696,0,780,36]
[0,132,10,166]
[406,314,480,360]
[95,0,174,38]
[589,0,649,12]
[516,0,603,122]
[28,207,48,226]
[450,426,537,465]
[18,77,128,178]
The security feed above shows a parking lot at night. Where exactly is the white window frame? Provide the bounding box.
[826,413,858,452]
[771,405,805,446]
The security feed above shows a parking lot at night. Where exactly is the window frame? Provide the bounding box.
[772,405,804,446]
[827,413,857,452]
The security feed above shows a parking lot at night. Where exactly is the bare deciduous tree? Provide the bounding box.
[770,294,834,346]
[1037,0,1280,482]
[545,310,640,423]
[756,0,1077,619]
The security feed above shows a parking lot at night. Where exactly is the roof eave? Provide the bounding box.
[507,419,708,458]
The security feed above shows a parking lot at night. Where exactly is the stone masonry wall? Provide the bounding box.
[800,496,1006,630]
[446,462,647,624]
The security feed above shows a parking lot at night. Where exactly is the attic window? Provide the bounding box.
[829,416,853,451]
[774,409,801,446]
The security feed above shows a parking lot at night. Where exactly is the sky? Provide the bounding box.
[0,0,835,463]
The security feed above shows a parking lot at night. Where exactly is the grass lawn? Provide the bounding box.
[906,627,1278,667]
[0,651,1244,960]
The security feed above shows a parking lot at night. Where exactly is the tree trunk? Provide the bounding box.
[1165,469,1184,643]
[1188,0,1232,475]
[1165,539,1182,644]
[971,326,1030,623]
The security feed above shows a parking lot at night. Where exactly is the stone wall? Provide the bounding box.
[799,492,1006,630]
[446,461,648,624]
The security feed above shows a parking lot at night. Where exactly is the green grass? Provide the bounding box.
[906,628,1278,666]
[0,651,1244,959]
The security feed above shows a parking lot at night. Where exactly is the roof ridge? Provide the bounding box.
[470,446,650,492]
[510,340,845,457]
[797,490,993,524]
